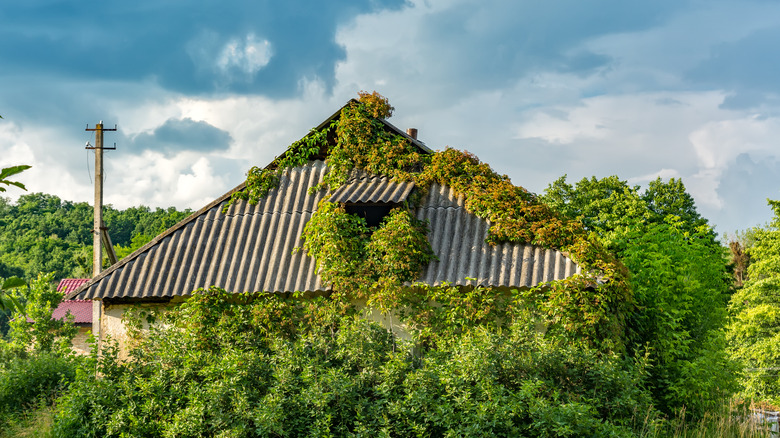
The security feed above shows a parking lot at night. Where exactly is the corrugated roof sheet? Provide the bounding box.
[68,161,580,301]
[417,184,580,287]
[328,175,415,204]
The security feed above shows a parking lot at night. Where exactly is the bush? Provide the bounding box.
[50,288,658,437]
[0,352,77,426]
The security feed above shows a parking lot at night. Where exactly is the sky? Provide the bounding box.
[1,0,779,236]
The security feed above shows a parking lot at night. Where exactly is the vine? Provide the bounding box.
[234,91,632,348]
[300,202,436,307]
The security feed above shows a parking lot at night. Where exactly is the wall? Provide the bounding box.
[70,325,92,355]
[98,300,181,360]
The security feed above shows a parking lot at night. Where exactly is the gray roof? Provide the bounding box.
[328,175,415,204]
[68,161,580,301]
[418,184,581,287]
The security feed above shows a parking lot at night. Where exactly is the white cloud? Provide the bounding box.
[174,156,226,206]
[688,115,780,170]
[217,34,273,76]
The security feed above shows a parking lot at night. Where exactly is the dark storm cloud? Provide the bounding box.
[407,0,682,91]
[0,0,405,97]
[125,118,232,155]
[688,26,780,109]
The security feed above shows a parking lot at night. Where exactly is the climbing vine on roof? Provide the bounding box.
[234,91,632,348]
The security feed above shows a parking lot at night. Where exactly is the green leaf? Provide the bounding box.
[0,164,31,192]
[2,276,26,289]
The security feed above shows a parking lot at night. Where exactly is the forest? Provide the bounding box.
[0,95,779,437]
[0,194,190,335]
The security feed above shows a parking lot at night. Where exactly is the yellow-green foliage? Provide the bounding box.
[236,91,632,348]
[727,200,780,404]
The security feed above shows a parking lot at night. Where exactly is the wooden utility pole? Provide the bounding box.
[86,122,117,277]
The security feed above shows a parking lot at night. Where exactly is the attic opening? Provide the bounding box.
[344,203,395,228]
[328,174,416,227]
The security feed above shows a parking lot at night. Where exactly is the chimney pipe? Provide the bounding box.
[406,128,418,140]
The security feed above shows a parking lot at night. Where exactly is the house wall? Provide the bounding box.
[100,302,133,360]
[71,325,92,355]
[99,300,182,360]
[94,295,416,358]
[351,298,413,343]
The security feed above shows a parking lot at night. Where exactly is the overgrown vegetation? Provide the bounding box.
[237,92,631,350]
[49,288,657,437]
[727,200,780,405]
[0,273,80,431]
[1,93,775,435]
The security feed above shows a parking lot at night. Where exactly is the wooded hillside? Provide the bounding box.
[0,193,190,279]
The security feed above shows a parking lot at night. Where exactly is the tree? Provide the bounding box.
[542,175,736,415]
[6,273,76,355]
[727,200,780,404]
[0,193,190,279]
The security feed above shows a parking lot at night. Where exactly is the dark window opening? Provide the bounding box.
[345,204,395,228]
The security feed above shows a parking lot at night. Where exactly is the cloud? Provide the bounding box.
[2,0,780,237]
[710,153,780,233]
[105,151,236,208]
[0,0,406,96]
[126,118,233,155]
[333,0,683,105]
[217,34,273,77]
[187,31,274,85]
[689,25,780,108]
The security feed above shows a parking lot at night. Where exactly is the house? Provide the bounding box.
[44,278,92,354]
[65,99,583,352]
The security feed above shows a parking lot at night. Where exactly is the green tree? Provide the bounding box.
[6,273,76,355]
[542,175,735,415]
[726,200,780,404]
[0,193,190,279]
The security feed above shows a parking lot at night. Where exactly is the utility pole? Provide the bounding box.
[86,122,117,277]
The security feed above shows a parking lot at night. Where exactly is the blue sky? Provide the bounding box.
[1,0,779,236]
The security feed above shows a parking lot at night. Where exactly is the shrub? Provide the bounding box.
[50,288,657,437]
[0,352,77,426]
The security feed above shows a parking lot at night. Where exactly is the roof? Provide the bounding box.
[57,278,89,294]
[266,100,432,170]
[328,175,415,204]
[51,300,92,324]
[67,160,580,301]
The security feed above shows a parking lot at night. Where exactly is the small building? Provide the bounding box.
[42,278,92,355]
[66,100,582,353]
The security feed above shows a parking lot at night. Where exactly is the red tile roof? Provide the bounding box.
[51,299,92,324]
[57,278,89,294]
[27,279,93,324]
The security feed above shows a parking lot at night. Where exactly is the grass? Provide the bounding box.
[0,402,55,438]
[639,402,779,438]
